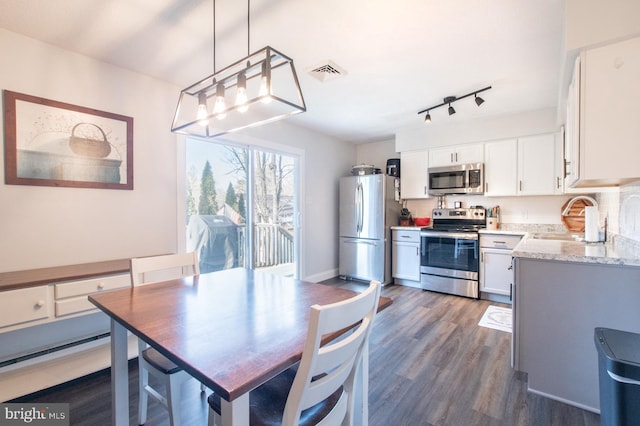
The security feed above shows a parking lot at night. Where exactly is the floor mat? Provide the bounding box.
[478,305,512,333]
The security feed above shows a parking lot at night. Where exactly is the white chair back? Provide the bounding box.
[282,280,381,426]
[130,252,200,286]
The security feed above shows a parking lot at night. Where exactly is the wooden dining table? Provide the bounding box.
[88,267,392,426]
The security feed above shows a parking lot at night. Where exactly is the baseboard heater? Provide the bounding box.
[0,332,111,369]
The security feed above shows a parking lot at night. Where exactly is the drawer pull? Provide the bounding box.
[493,241,507,245]
[35,300,45,309]
[97,283,105,290]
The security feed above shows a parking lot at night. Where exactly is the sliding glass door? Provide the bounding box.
[185,138,299,278]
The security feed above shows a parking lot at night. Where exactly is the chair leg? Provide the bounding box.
[138,364,149,425]
[166,374,182,426]
[207,407,221,426]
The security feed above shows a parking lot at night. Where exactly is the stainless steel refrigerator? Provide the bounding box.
[339,174,400,285]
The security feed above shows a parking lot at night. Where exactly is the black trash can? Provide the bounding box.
[594,327,640,426]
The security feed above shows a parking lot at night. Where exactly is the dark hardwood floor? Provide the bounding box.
[11,279,600,425]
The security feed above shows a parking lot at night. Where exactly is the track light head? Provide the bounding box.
[475,94,485,106]
[448,104,456,115]
[424,112,431,123]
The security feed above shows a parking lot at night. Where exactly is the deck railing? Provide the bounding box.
[253,223,294,268]
[233,223,293,269]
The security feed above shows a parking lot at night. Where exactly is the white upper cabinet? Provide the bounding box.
[517,133,562,195]
[428,143,484,167]
[484,139,517,196]
[571,36,640,187]
[400,150,429,199]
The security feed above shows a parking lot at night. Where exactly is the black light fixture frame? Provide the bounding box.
[417,86,492,117]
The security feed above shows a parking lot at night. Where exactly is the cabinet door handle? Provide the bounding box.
[485,182,488,192]
[424,186,427,195]
[416,246,419,256]
[455,152,458,162]
[450,153,454,163]
[519,180,523,191]
[556,176,561,189]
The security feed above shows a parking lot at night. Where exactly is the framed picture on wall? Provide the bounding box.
[3,90,134,190]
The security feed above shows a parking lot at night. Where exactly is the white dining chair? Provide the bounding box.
[207,279,382,426]
[130,252,203,426]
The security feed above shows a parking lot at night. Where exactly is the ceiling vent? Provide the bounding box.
[308,60,346,82]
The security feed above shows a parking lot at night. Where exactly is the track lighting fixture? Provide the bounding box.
[417,86,491,124]
[171,0,306,138]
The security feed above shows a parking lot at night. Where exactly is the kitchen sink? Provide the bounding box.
[529,232,585,242]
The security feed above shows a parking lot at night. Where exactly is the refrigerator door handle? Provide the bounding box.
[356,182,364,234]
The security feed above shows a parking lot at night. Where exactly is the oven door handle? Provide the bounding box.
[420,231,478,240]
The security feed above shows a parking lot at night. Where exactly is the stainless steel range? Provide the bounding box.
[419,207,486,298]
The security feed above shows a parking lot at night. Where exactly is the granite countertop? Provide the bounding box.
[512,234,640,268]
[478,229,526,236]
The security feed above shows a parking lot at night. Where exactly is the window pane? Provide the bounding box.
[253,150,296,277]
[185,139,248,273]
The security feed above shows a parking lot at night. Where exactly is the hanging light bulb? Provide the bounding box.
[259,61,272,104]
[475,93,485,106]
[213,83,226,119]
[236,71,249,113]
[196,92,209,126]
[448,103,456,115]
[424,111,431,123]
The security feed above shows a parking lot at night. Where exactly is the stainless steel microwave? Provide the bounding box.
[428,163,484,195]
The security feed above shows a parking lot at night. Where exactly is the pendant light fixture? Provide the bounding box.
[418,86,491,124]
[171,0,306,138]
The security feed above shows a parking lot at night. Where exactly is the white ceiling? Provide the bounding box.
[0,0,565,143]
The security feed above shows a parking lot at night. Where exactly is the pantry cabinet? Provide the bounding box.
[428,143,484,167]
[568,36,640,187]
[400,150,429,199]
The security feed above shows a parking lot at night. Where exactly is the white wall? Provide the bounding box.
[565,0,640,51]
[0,29,357,278]
[0,29,179,271]
[395,108,559,152]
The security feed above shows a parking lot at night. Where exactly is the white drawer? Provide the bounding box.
[54,274,130,299]
[55,296,96,317]
[0,286,52,328]
[480,234,522,249]
[392,229,421,243]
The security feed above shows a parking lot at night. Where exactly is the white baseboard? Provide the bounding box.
[303,268,338,283]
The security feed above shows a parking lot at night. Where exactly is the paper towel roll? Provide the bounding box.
[584,206,599,242]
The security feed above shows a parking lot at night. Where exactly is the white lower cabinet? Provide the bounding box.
[391,229,421,287]
[479,233,523,301]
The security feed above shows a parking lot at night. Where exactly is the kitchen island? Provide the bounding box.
[511,235,640,412]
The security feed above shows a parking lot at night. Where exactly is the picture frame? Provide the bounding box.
[3,90,133,190]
